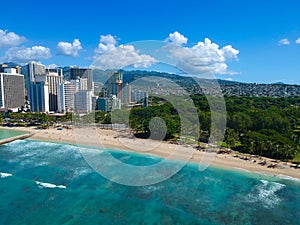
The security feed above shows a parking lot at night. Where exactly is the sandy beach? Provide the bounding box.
[2,126,300,180]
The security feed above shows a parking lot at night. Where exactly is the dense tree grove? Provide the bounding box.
[194,95,300,161]
[128,95,300,162]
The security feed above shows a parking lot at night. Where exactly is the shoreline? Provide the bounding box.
[2,126,300,181]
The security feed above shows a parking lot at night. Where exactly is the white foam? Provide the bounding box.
[70,167,93,180]
[246,180,285,208]
[0,172,12,178]
[35,181,66,189]
[276,174,300,182]
[141,185,163,194]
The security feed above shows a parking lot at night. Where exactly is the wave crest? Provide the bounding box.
[35,181,67,189]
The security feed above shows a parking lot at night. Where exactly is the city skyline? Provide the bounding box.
[1,0,300,84]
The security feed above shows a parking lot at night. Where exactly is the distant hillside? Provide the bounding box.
[93,69,240,85]
[2,62,21,68]
[92,69,300,97]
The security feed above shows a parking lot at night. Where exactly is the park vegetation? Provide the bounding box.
[127,95,300,162]
[1,95,299,162]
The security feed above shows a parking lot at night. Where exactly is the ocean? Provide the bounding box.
[0,139,299,225]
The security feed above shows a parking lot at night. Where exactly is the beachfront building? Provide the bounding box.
[0,68,25,112]
[33,72,63,113]
[46,72,63,112]
[74,90,93,113]
[58,80,77,112]
[21,61,46,101]
[58,77,93,113]
[29,81,49,113]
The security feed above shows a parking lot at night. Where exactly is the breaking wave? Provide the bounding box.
[245,179,286,208]
[35,181,67,189]
[0,172,12,178]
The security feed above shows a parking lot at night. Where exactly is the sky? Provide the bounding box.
[0,0,300,84]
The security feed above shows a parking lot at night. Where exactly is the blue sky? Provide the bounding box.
[0,0,300,84]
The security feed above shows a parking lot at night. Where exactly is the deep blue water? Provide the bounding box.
[0,140,299,225]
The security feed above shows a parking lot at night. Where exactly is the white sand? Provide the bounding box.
[3,126,300,180]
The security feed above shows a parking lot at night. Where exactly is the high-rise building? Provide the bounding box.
[21,61,46,101]
[97,97,109,112]
[121,82,131,106]
[46,68,63,76]
[57,83,65,113]
[107,71,123,97]
[30,81,49,113]
[0,64,21,74]
[46,72,63,112]
[97,94,121,112]
[0,69,25,112]
[79,78,88,90]
[58,79,81,112]
[67,67,93,91]
[34,72,63,112]
[131,90,149,107]
[74,90,93,113]
[0,64,8,73]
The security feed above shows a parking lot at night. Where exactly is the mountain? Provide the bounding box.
[2,62,21,68]
[92,69,300,97]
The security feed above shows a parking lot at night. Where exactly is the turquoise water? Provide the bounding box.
[0,140,299,225]
[0,128,27,140]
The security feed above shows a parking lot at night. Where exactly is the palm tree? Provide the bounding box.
[259,140,266,159]
[275,144,280,162]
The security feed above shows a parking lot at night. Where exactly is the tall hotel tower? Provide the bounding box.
[22,62,63,113]
[0,68,25,112]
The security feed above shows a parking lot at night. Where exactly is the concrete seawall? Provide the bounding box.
[0,133,34,145]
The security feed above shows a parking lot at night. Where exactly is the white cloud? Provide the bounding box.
[295,38,300,44]
[166,31,188,45]
[0,29,26,48]
[278,38,290,45]
[57,39,82,57]
[164,33,239,75]
[47,64,58,69]
[225,77,233,81]
[91,32,239,75]
[92,34,157,69]
[5,46,52,63]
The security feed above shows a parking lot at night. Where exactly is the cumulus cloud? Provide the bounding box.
[165,32,239,75]
[0,29,26,48]
[166,31,188,45]
[91,32,239,75]
[295,38,300,44]
[57,39,82,57]
[278,38,290,45]
[47,64,58,69]
[92,34,157,69]
[5,46,52,63]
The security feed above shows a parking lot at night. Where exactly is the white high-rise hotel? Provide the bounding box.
[58,80,80,112]
[59,78,92,113]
